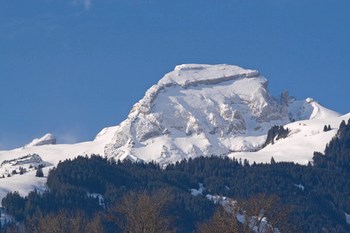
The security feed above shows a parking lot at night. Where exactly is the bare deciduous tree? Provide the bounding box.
[86,213,104,233]
[24,210,104,233]
[196,206,240,233]
[109,190,174,233]
[239,193,292,233]
[197,193,293,233]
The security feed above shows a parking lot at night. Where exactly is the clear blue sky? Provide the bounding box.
[1,0,349,149]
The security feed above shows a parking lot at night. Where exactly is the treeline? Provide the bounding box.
[1,156,214,233]
[2,120,350,232]
[264,125,289,146]
[314,119,350,172]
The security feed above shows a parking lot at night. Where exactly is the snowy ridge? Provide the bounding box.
[0,154,46,179]
[161,64,259,87]
[287,98,340,121]
[25,133,56,147]
[309,101,340,120]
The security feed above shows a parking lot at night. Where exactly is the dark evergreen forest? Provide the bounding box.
[2,120,350,232]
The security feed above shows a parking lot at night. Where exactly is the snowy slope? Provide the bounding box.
[0,126,118,202]
[232,113,349,164]
[0,64,347,201]
[287,97,340,121]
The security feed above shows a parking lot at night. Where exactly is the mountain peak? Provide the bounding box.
[25,133,56,147]
[104,64,292,164]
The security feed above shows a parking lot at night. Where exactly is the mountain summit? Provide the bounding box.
[25,133,56,147]
[102,64,339,165]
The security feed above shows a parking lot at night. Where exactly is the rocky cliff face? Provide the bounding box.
[102,64,309,164]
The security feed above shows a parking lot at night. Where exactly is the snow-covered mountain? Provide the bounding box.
[0,64,347,200]
[102,64,340,164]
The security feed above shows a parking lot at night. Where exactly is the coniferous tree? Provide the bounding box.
[264,126,290,146]
[271,157,276,164]
[323,125,328,132]
[36,167,44,177]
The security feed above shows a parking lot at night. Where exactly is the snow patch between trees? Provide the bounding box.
[345,212,350,225]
